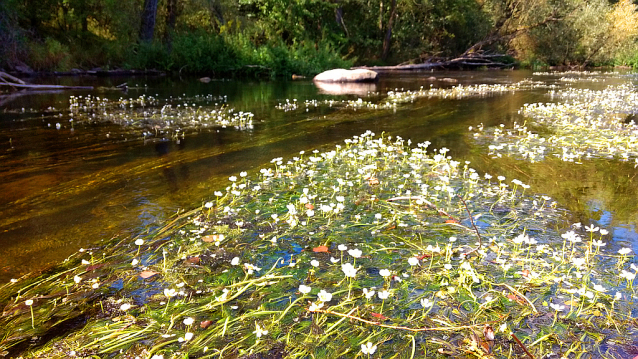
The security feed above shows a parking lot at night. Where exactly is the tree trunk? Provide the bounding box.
[381,0,397,61]
[209,0,225,30]
[164,0,179,53]
[334,2,348,37]
[139,0,159,42]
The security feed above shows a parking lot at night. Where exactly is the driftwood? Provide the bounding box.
[354,52,513,72]
[0,71,96,93]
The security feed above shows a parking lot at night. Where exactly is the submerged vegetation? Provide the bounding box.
[2,119,638,357]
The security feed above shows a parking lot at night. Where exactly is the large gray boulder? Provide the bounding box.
[313,68,378,83]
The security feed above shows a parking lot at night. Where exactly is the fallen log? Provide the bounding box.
[0,82,94,90]
[0,71,94,91]
[353,52,513,72]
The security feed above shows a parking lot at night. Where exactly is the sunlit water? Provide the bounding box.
[1,70,636,283]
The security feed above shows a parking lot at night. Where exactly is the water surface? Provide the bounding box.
[1,70,636,282]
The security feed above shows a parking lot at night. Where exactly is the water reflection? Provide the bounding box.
[314,81,378,96]
[0,70,637,282]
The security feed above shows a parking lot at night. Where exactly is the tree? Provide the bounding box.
[139,0,158,42]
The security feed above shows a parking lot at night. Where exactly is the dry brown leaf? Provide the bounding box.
[312,246,329,253]
[139,271,158,279]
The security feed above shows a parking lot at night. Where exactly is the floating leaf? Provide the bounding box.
[305,203,314,210]
[200,320,213,329]
[139,271,158,279]
[368,177,380,185]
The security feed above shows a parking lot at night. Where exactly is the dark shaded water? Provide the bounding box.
[1,70,637,283]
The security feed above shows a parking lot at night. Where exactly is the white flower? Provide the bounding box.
[585,225,599,233]
[253,323,268,338]
[619,248,632,255]
[164,288,177,297]
[620,270,636,280]
[449,236,457,242]
[74,275,82,284]
[204,202,213,208]
[317,290,332,302]
[593,284,607,292]
[151,355,164,359]
[338,244,348,251]
[379,269,391,278]
[592,240,606,247]
[550,303,565,312]
[361,342,377,355]
[561,231,582,243]
[420,298,433,308]
[240,171,247,177]
[214,191,223,196]
[330,256,340,263]
[378,290,390,300]
[81,259,90,265]
[244,263,261,274]
[444,264,452,270]
[572,257,586,268]
[25,299,33,306]
[363,288,376,299]
[183,317,195,326]
[375,213,382,220]
[306,209,315,217]
[120,303,131,311]
[615,292,622,300]
[229,176,237,182]
[299,285,312,294]
[408,257,419,266]
[231,257,240,265]
[310,260,320,267]
[184,332,194,341]
[600,229,609,235]
[336,196,345,202]
[308,301,324,312]
[341,263,358,278]
[131,258,139,266]
[348,249,362,258]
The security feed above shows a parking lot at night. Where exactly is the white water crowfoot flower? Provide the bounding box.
[550,303,565,312]
[361,342,378,355]
[308,301,324,312]
[363,288,376,300]
[379,269,391,278]
[408,257,420,266]
[348,248,362,258]
[253,323,268,338]
[342,263,358,278]
[585,224,600,233]
[317,290,332,302]
[299,284,312,294]
[618,248,632,256]
[420,297,433,308]
[25,299,35,328]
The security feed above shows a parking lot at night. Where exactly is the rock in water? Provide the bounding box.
[313,69,378,83]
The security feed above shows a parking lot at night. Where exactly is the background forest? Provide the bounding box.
[1,0,638,77]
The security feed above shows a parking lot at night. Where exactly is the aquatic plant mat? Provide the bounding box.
[2,129,638,358]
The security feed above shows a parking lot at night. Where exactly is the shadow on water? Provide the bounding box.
[1,70,637,282]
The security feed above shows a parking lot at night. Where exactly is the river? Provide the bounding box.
[1,70,636,283]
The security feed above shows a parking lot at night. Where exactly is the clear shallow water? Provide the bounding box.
[1,70,637,283]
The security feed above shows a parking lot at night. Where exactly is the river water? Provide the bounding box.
[1,70,637,283]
